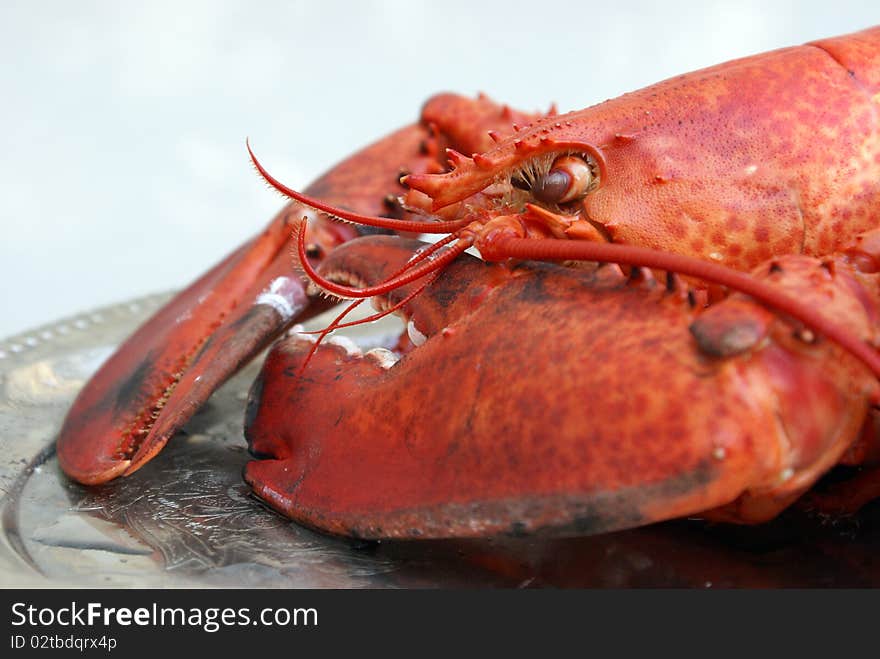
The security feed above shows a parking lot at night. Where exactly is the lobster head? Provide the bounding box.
[407,36,880,273]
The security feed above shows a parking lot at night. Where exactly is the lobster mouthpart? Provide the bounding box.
[244,237,880,539]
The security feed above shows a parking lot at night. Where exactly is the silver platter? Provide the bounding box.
[2,295,879,588]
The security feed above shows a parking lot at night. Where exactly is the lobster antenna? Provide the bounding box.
[295,221,472,299]
[294,235,453,372]
[314,272,441,333]
[296,298,366,376]
[300,234,459,334]
[247,139,470,235]
[296,271,440,376]
[495,236,880,379]
[302,269,441,345]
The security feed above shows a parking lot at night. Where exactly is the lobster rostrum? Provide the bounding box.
[58,26,880,539]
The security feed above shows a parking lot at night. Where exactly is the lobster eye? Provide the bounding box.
[532,155,594,205]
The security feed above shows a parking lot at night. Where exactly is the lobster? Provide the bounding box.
[57,25,880,540]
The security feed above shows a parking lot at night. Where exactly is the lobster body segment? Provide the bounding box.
[811,27,880,91]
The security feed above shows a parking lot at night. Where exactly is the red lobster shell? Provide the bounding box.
[58,26,880,539]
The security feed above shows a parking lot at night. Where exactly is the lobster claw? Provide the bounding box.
[56,205,327,484]
[243,236,707,538]
[57,94,548,487]
[57,118,451,485]
[244,236,880,539]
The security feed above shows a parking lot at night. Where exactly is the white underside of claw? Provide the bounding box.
[365,347,399,369]
[285,324,316,341]
[326,334,363,357]
[407,319,427,347]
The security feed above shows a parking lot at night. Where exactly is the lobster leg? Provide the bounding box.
[244,236,880,539]
[58,94,543,485]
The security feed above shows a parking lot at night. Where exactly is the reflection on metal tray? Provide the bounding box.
[1,294,879,588]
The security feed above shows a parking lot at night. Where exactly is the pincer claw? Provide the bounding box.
[241,238,879,538]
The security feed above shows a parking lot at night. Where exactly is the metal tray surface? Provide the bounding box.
[2,295,879,588]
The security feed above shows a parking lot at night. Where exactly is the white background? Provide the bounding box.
[1,0,877,338]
